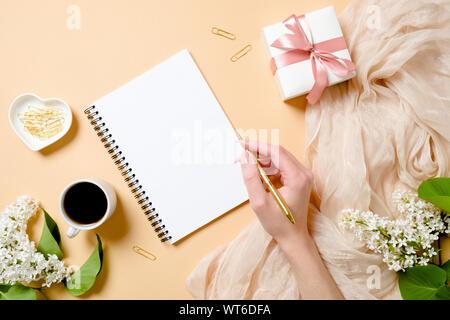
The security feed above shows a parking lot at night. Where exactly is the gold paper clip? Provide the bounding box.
[132,245,156,261]
[211,27,236,40]
[230,44,252,62]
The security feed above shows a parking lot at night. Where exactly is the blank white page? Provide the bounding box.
[92,50,248,243]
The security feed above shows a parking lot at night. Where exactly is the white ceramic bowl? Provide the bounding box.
[9,93,72,151]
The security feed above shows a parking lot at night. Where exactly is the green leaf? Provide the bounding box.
[406,241,418,247]
[398,265,446,300]
[0,284,36,300]
[418,177,450,211]
[37,209,63,259]
[442,260,450,282]
[64,234,103,296]
[0,284,10,295]
[436,285,450,300]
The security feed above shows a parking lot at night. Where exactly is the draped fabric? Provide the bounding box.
[186,0,450,299]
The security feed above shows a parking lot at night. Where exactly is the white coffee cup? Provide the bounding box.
[60,178,117,238]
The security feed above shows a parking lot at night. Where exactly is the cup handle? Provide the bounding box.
[67,226,80,238]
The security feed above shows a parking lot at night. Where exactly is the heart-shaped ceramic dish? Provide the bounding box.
[9,93,72,151]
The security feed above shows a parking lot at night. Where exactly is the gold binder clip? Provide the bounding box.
[132,245,157,261]
[230,44,252,62]
[211,27,236,40]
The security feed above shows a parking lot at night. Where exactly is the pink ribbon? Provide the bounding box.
[270,14,355,104]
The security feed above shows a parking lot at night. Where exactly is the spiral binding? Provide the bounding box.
[84,105,172,242]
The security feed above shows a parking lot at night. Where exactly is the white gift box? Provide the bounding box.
[263,6,356,101]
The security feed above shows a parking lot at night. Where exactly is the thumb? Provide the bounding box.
[240,151,267,205]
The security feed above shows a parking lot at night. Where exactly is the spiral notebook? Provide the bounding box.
[84,50,248,244]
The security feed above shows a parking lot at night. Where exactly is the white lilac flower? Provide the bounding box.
[339,190,449,272]
[0,195,72,287]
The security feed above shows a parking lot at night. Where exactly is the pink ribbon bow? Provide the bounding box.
[270,14,355,104]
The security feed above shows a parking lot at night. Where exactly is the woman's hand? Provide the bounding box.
[239,140,343,299]
[239,140,313,246]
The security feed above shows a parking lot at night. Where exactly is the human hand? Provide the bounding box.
[239,140,313,245]
[239,141,344,299]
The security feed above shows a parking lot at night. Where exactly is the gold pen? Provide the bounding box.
[236,135,295,224]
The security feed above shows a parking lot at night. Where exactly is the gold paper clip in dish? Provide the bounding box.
[132,245,156,261]
[211,27,236,40]
[230,44,252,62]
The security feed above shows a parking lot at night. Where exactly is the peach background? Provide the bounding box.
[1,0,447,299]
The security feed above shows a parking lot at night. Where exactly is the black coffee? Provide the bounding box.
[63,182,108,224]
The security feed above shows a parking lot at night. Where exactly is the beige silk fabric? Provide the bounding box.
[186,0,450,299]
